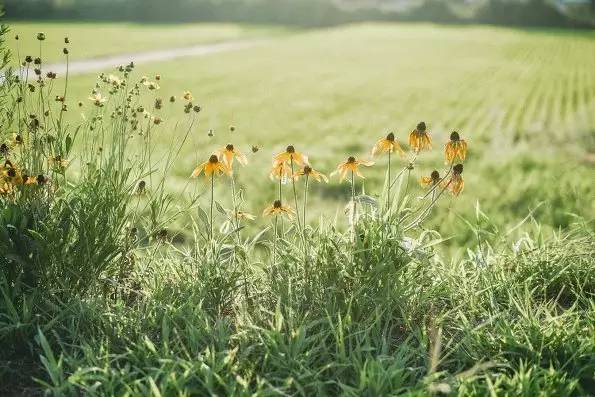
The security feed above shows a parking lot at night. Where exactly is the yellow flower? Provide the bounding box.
[330,156,374,182]
[445,131,468,163]
[228,209,256,221]
[146,81,160,90]
[191,154,231,178]
[107,74,123,88]
[408,121,432,153]
[293,165,328,183]
[273,145,308,167]
[0,181,13,195]
[1,163,23,185]
[25,175,39,185]
[420,170,441,187]
[445,164,464,196]
[216,144,248,167]
[88,92,106,106]
[263,200,294,219]
[371,132,405,157]
[269,162,292,182]
[49,155,69,169]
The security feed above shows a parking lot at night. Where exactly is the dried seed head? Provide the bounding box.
[25,55,33,63]
[64,37,69,44]
[63,48,69,55]
[34,57,41,65]
[430,170,440,182]
[36,32,46,41]
[453,164,464,175]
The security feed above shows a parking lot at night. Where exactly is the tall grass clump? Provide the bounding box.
[1,28,594,396]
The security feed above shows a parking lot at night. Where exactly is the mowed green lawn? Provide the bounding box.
[14,23,595,246]
[8,21,282,63]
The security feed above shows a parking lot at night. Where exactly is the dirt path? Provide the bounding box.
[43,39,265,76]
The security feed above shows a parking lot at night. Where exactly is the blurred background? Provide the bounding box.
[2,0,594,251]
[3,0,595,27]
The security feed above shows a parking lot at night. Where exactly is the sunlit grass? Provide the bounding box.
[1,22,594,395]
[8,21,285,63]
[51,22,595,245]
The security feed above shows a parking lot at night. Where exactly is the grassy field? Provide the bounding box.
[1,22,594,395]
[8,21,282,63]
[47,22,595,248]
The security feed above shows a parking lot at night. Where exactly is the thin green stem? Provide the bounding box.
[387,150,392,216]
[230,173,241,243]
[303,175,309,229]
[210,175,215,241]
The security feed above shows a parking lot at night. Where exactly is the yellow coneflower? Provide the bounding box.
[445,163,464,196]
[107,74,123,88]
[228,209,256,221]
[263,199,294,219]
[420,170,441,187]
[2,166,23,185]
[24,175,38,185]
[273,145,308,167]
[10,133,24,148]
[371,132,405,157]
[144,81,160,90]
[445,131,468,163]
[216,144,248,167]
[269,161,292,182]
[191,154,231,178]
[293,165,328,183]
[49,155,69,169]
[409,121,432,153]
[88,92,106,106]
[331,156,374,182]
[0,181,13,195]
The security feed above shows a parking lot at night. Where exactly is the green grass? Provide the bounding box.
[53,23,594,246]
[8,21,283,63]
[1,22,594,396]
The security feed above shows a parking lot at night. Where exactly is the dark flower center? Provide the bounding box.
[386,132,395,141]
[347,156,356,163]
[431,170,440,181]
[37,174,47,184]
[273,200,282,208]
[453,164,464,175]
[7,168,16,177]
[416,122,426,132]
[303,166,312,174]
[209,155,219,163]
[286,145,295,153]
[226,144,234,151]
[450,131,460,141]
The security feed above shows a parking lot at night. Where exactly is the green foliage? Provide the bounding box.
[0,24,594,397]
